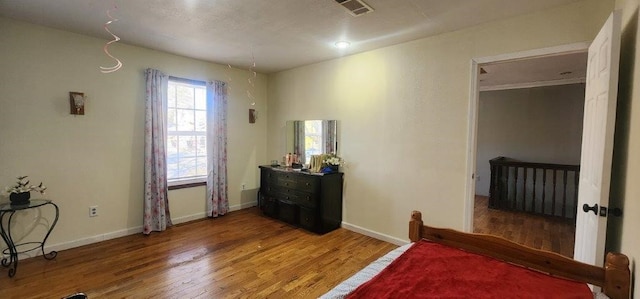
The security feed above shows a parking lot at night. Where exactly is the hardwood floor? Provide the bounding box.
[0,208,397,299]
[473,195,575,258]
[1,199,576,298]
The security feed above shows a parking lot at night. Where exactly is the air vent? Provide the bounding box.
[334,0,374,17]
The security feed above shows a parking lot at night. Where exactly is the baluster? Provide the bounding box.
[552,170,557,217]
[531,168,537,213]
[562,170,568,218]
[542,168,547,215]
[513,166,519,210]
[489,164,498,207]
[523,166,528,212]
[505,166,510,210]
[497,165,504,209]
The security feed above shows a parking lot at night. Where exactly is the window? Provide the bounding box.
[166,78,207,185]
[303,120,323,165]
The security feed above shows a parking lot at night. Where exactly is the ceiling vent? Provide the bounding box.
[335,0,374,17]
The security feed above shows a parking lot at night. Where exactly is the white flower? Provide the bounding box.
[323,154,343,166]
[2,176,47,196]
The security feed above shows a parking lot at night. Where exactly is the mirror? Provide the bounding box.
[285,120,338,165]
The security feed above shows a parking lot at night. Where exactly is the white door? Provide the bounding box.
[573,11,621,267]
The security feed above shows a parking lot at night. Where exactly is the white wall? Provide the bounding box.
[267,0,614,243]
[612,0,640,298]
[0,17,267,251]
[475,84,585,196]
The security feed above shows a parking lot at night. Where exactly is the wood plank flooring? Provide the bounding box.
[1,198,575,298]
[473,195,575,258]
[0,208,397,299]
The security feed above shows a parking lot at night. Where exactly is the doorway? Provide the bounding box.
[464,43,589,257]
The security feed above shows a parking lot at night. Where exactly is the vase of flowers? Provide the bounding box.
[322,153,343,173]
[3,176,47,205]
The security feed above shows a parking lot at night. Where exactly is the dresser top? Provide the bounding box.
[259,165,342,176]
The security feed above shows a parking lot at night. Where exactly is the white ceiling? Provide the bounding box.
[479,52,588,91]
[0,0,583,74]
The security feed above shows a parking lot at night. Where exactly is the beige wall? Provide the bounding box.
[0,18,267,251]
[613,0,640,298]
[476,85,585,196]
[268,0,614,243]
[2,0,637,294]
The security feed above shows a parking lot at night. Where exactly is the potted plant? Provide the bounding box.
[3,176,47,205]
[322,153,343,173]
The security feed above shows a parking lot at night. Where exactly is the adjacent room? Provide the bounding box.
[473,53,587,258]
[1,0,639,298]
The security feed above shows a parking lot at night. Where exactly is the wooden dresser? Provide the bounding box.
[259,166,343,234]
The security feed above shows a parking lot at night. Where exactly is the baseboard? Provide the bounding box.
[341,221,409,246]
[171,201,257,224]
[230,201,257,211]
[172,213,208,225]
[12,202,259,259]
[36,226,143,259]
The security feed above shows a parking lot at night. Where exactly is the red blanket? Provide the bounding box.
[347,240,592,298]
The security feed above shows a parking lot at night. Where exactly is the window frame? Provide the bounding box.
[166,76,208,189]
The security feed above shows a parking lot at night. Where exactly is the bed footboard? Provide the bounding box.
[409,210,630,299]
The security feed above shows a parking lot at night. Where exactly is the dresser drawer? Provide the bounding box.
[260,168,279,196]
[274,172,297,188]
[299,207,317,231]
[261,195,278,217]
[277,200,298,224]
[274,173,318,191]
[276,177,296,189]
[294,176,318,192]
[278,189,317,208]
[293,191,316,208]
[262,185,278,196]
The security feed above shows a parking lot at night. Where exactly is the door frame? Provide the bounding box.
[463,42,590,232]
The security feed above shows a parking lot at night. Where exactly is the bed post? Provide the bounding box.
[409,211,423,242]
[603,252,630,299]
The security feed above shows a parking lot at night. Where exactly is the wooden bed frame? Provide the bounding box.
[408,211,631,299]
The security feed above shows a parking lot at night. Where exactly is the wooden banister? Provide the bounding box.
[489,156,580,220]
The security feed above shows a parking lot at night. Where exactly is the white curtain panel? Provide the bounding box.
[206,80,229,217]
[143,68,172,234]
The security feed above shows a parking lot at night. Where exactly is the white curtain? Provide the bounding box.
[324,120,337,153]
[294,121,305,164]
[206,80,229,217]
[143,68,172,234]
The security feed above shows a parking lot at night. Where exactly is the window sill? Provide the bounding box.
[168,180,206,190]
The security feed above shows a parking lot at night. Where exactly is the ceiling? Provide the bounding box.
[479,52,588,91]
[0,0,583,74]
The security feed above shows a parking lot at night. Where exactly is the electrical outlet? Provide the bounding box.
[89,206,98,217]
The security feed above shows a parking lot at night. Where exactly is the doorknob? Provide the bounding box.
[582,203,598,215]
